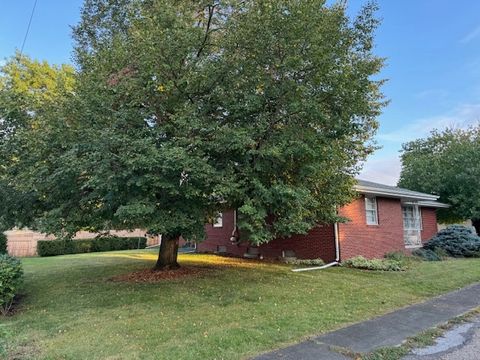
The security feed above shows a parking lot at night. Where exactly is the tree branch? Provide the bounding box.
[196,4,216,58]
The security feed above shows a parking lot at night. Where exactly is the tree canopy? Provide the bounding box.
[399,127,480,234]
[0,55,76,232]
[1,0,385,269]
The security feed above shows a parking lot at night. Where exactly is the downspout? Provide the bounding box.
[230,210,239,243]
[334,222,340,262]
[291,222,340,272]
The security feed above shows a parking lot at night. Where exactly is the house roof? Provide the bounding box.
[417,200,450,209]
[354,179,449,208]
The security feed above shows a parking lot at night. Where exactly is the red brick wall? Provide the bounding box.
[420,207,438,242]
[258,225,336,262]
[337,196,405,260]
[197,210,336,262]
[197,210,247,256]
[197,200,440,262]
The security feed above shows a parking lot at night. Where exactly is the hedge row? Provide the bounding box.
[0,232,7,254]
[37,237,147,257]
[343,256,407,271]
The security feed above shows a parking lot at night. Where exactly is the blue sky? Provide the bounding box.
[1,0,480,185]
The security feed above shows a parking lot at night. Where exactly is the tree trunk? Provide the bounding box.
[154,234,180,270]
[472,219,480,236]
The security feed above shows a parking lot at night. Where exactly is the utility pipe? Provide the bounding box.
[230,210,239,243]
[291,222,341,272]
[291,261,339,272]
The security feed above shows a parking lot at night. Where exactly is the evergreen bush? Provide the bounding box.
[423,225,480,258]
[412,248,442,261]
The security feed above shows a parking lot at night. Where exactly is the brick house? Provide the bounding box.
[194,180,448,262]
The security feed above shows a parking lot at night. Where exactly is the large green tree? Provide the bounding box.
[399,127,480,234]
[1,0,385,269]
[0,55,76,232]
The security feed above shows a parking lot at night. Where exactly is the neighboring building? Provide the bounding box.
[196,180,449,262]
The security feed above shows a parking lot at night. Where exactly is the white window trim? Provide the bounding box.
[402,203,422,248]
[365,196,379,225]
[213,212,223,228]
[402,205,422,231]
[419,208,423,231]
[405,244,423,249]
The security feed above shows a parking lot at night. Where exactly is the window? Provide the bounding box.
[213,212,223,228]
[402,205,421,230]
[365,196,378,225]
[402,204,422,247]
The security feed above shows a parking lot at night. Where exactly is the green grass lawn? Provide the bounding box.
[2,250,480,360]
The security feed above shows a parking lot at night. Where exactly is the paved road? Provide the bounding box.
[254,283,480,360]
[403,317,480,360]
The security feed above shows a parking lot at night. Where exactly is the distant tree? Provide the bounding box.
[1,0,385,270]
[0,55,76,233]
[399,127,480,234]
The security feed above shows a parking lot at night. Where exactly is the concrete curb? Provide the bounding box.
[253,282,480,360]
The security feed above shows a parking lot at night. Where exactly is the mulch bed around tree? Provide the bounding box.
[109,266,214,283]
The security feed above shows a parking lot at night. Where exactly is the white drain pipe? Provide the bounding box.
[291,261,339,272]
[291,222,340,272]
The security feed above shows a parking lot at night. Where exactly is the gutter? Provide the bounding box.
[291,222,340,272]
[417,200,450,209]
[354,185,439,201]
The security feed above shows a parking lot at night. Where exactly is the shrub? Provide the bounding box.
[384,251,409,262]
[0,254,23,315]
[423,225,480,258]
[37,240,66,256]
[384,251,417,267]
[284,258,325,266]
[73,239,93,254]
[0,233,7,254]
[343,256,407,271]
[432,247,449,259]
[37,237,147,257]
[412,248,442,261]
[90,237,116,252]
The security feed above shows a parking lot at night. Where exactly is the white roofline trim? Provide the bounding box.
[354,185,439,201]
[417,200,450,209]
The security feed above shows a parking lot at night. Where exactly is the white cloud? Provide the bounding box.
[461,26,480,44]
[359,155,401,186]
[359,103,480,185]
[378,103,480,143]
